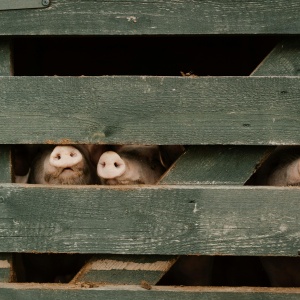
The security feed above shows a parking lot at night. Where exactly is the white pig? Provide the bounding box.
[13,145,97,283]
[253,146,300,186]
[27,145,98,185]
[89,145,185,185]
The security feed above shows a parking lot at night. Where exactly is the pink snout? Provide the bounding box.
[49,146,83,169]
[97,151,126,179]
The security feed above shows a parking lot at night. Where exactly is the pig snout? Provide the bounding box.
[49,146,83,169]
[97,151,126,179]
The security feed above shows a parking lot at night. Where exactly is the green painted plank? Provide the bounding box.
[0,39,12,76]
[252,38,300,76]
[0,40,13,182]
[0,254,11,283]
[0,0,50,11]
[73,255,177,285]
[0,269,10,283]
[79,270,161,285]
[0,145,12,183]
[0,76,299,144]
[0,184,299,256]
[1,284,300,300]
[0,39,13,181]
[0,39,13,284]
[160,146,273,185]
[0,0,300,35]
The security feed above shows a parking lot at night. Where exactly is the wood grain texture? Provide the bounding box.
[0,184,300,256]
[0,0,49,11]
[0,40,13,182]
[0,39,13,284]
[252,38,300,76]
[0,254,11,283]
[73,255,177,285]
[0,0,299,35]
[0,284,300,300]
[0,76,300,144]
[0,146,12,183]
[160,146,273,185]
[0,40,12,76]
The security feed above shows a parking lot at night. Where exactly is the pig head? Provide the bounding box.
[253,146,300,186]
[89,145,185,185]
[27,145,97,185]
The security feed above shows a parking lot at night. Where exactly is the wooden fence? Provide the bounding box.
[0,0,300,299]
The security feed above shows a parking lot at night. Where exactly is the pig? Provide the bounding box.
[253,146,300,287]
[252,146,300,186]
[13,145,97,283]
[89,145,185,185]
[93,145,217,286]
[27,145,98,185]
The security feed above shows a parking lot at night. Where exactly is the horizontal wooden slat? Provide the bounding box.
[0,76,300,144]
[1,284,300,300]
[0,1,299,35]
[0,184,300,256]
[0,0,49,11]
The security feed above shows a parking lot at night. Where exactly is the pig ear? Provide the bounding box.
[159,145,185,169]
[88,145,110,166]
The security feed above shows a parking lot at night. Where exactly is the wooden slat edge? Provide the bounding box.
[1,284,300,300]
[72,255,178,285]
[0,0,300,35]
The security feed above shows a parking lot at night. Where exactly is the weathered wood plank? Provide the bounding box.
[0,39,13,182]
[160,146,273,185]
[252,38,300,76]
[0,184,300,256]
[0,255,11,283]
[0,39,14,283]
[73,255,177,285]
[0,145,12,183]
[0,0,300,35]
[0,0,50,11]
[1,284,300,300]
[0,39,12,76]
[0,76,299,145]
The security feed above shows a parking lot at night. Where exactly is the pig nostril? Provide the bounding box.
[114,162,119,168]
[56,154,61,160]
[70,153,76,157]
